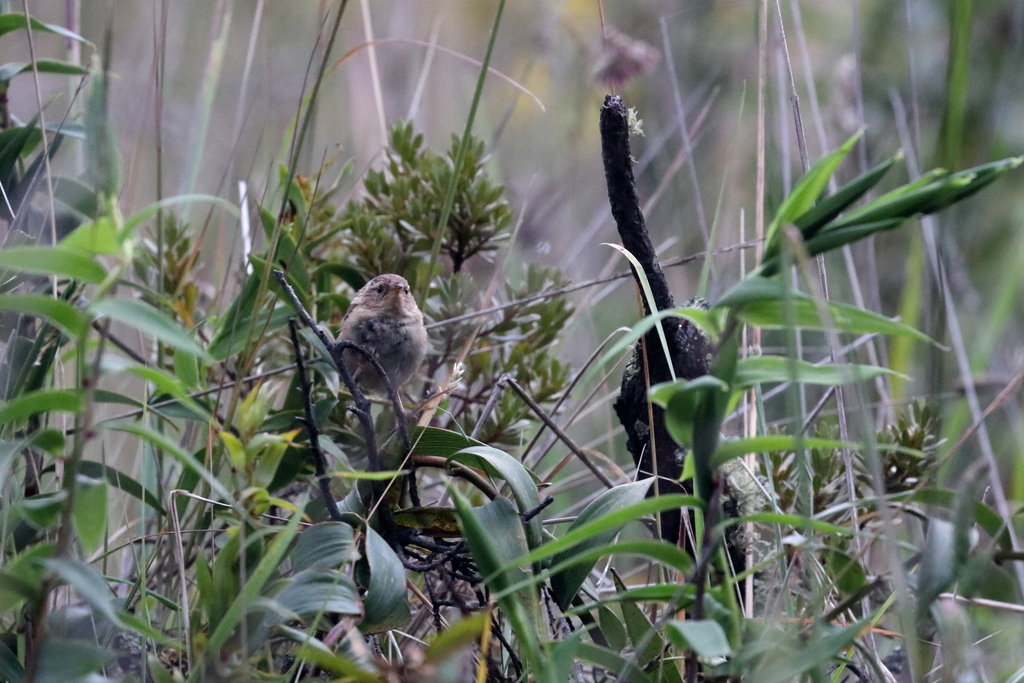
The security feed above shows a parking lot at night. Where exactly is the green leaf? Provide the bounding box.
[43,558,123,626]
[763,130,862,263]
[410,426,488,458]
[505,495,703,575]
[649,375,730,449]
[733,356,904,388]
[0,59,88,81]
[71,475,107,555]
[106,420,233,504]
[793,151,901,240]
[604,243,677,381]
[60,217,118,254]
[90,297,213,362]
[0,13,90,42]
[358,526,410,634]
[453,491,542,669]
[449,445,542,547]
[0,389,82,424]
[0,638,23,683]
[575,643,654,683]
[666,619,732,659]
[34,639,113,683]
[272,569,361,620]
[16,492,66,528]
[0,293,87,337]
[715,276,932,343]
[78,460,165,516]
[0,246,106,282]
[195,506,305,683]
[713,435,854,467]
[549,480,653,610]
[292,522,358,572]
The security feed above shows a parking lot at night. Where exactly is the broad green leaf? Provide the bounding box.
[293,523,359,571]
[0,59,88,81]
[596,603,628,652]
[106,420,232,504]
[763,130,862,262]
[508,540,694,602]
[60,217,118,254]
[793,151,901,239]
[195,507,304,683]
[410,426,487,458]
[737,297,930,342]
[43,558,122,626]
[0,13,91,43]
[358,527,410,633]
[34,639,113,683]
[649,375,730,449]
[0,246,106,282]
[90,297,212,362]
[504,495,703,574]
[0,389,82,424]
[453,491,541,668]
[832,156,1022,228]
[576,643,654,683]
[759,217,907,277]
[272,569,361,619]
[549,480,653,609]
[71,475,106,555]
[450,445,542,547]
[0,638,22,683]
[78,460,165,515]
[0,293,86,337]
[713,435,857,467]
[666,619,732,659]
[734,356,903,388]
[715,276,931,342]
[615,571,665,667]
[15,491,66,528]
[0,543,55,612]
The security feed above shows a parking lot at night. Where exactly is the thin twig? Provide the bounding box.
[288,319,342,521]
[501,375,614,489]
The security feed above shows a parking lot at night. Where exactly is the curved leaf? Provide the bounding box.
[90,297,212,362]
[734,356,904,388]
[0,246,106,283]
[0,293,87,337]
[293,522,358,572]
[358,526,410,633]
[549,480,652,609]
[449,445,542,546]
[78,461,165,516]
[0,389,82,424]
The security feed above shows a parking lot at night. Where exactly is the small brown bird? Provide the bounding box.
[337,274,428,395]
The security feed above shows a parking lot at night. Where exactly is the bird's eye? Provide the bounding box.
[404,286,410,294]
[376,284,386,294]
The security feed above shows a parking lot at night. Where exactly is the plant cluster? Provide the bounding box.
[2,7,1024,683]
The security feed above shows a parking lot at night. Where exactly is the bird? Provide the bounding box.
[336,273,428,396]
